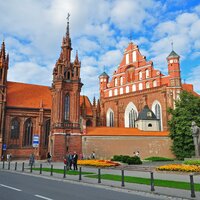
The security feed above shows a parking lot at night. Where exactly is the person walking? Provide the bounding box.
[72,151,78,170]
[47,152,51,164]
[29,153,35,166]
[91,151,96,159]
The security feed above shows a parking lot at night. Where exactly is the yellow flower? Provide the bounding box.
[77,160,120,167]
[156,164,200,172]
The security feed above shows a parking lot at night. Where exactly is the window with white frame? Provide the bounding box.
[146,82,150,89]
[120,76,123,85]
[120,88,123,94]
[126,86,129,93]
[114,78,118,86]
[132,84,136,92]
[145,69,149,78]
[114,89,118,96]
[139,83,143,90]
[126,54,129,64]
[109,90,112,97]
[139,71,142,80]
[132,51,136,62]
[153,80,157,87]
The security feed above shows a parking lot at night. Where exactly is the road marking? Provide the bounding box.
[0,184,22,191]
[35,194,53,200]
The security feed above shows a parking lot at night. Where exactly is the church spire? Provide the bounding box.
[61,13,72,62]
[66,13,70,37]
[0,40,6,60]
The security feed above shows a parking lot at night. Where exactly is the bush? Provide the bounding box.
[121,155,131,163]
[127,156,142,165]
[184,160,200,166]
[111,155,123,162]
[144,157,174,162]
[111,155,142,165]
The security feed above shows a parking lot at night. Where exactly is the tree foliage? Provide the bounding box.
[168,90,200,160]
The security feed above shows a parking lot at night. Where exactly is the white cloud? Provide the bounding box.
[1,0,200,100]
[110,0,158,31]
[186,65,200,94]
[8,62,52,86]
[99,49,122,70]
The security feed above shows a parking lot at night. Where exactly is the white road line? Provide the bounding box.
[35,194,53,200]
[0,184,22,191]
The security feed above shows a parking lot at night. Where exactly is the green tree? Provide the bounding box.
[168,90,200,160]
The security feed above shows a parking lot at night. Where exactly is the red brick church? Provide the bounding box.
[0,20,198,160]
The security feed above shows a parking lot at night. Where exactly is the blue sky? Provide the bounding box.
[0,0,200,100]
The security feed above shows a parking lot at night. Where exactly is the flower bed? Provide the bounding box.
[77,160,120,167]
[157,164,200,172]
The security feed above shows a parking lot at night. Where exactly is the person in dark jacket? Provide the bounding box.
[72,151,78,170]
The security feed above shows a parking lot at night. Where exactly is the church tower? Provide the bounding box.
[167,47,182,108]
[50,15,83,161]
[0,41,9,159]
[167,50,181,87]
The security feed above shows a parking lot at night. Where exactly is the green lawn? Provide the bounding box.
[85,174,200,191]
[33,167,200,191]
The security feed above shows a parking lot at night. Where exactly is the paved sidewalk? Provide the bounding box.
[0,160,199,200]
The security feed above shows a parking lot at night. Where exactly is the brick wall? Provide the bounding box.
[82,135,174,159]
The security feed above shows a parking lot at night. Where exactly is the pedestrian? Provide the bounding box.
[7,154,10,162]
[64,153,72,170]
[136,151,140,157]
[91,151,96,159]
[29,153,35,166]
[72,151,78,170]
[47,152,51,164]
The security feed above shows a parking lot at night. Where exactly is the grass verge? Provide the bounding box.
[85,174,200,191]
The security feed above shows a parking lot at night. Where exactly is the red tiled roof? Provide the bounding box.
[6,82,93,115]
[182,83,199,96]
[80,95,93,116]
[7,81,52,109]
[86,127,169,136]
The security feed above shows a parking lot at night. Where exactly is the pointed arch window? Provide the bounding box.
[106,109,114,127]
[64,94,70,121]
[155,104,161,130]
[124,102,138,128]
[44,119,50,146]
[129,108,137,128]
[10,118,20,139]
[109,112,114,127]
[23,118,33,146]
[67,71,70,80]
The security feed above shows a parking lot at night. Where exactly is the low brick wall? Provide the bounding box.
[82,135,174,160]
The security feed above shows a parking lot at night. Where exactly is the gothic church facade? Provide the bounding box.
[0,21,198,160]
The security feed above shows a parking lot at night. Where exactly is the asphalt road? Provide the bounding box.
[0,171,159,200]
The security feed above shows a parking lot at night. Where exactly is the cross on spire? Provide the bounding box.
[171,40,174,51]
[129,33,132,42]
[67,13,70,21]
